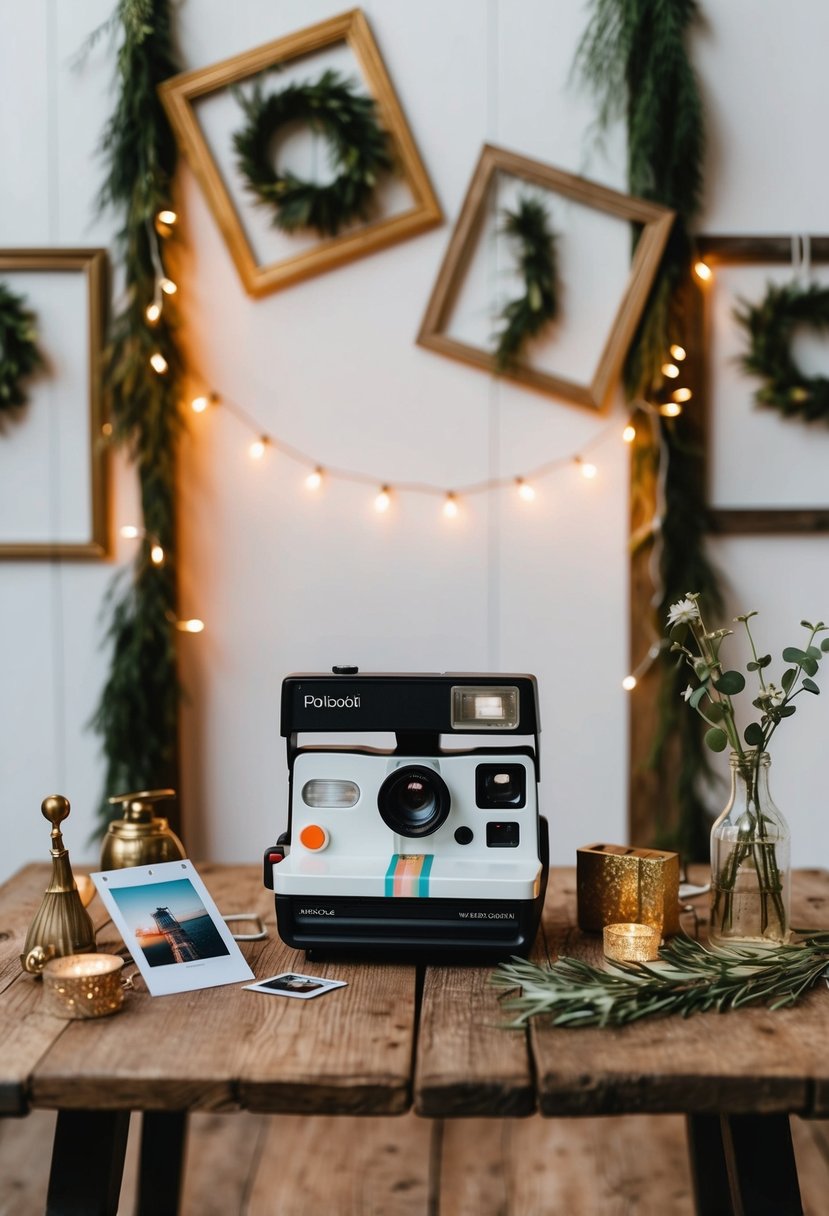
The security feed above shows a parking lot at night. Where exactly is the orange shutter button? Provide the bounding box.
[299,824,329,851]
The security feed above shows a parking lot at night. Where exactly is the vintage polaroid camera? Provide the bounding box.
[264,669,548,961]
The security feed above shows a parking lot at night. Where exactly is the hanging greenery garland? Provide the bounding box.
[233,70,393,237]
[90,0,183,835]
[736,281,829,423]
[0,282,43,417]
[576,0,724,860]
[494,195,559,371]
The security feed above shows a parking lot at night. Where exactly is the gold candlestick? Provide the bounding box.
[21,795,96,975]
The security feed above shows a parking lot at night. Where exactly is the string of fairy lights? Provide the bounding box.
[124,209,712,686]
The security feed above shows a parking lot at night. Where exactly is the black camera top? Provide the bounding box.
[281,669,540,764]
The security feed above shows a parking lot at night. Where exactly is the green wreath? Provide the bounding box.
[233,69,394,238]
[493,196,559,371]
[735,281,829,422]
[0,281,43,417]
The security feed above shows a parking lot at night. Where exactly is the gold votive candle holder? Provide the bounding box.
[577,843,680,936]
[42,953,124,1019]
[603,922,661,963]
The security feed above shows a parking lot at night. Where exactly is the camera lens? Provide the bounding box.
[377,766,451,838]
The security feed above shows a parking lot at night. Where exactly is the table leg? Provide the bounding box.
[46,1109,130,1216]
[686,1113,803,1216]
[136,1110,188,1216]
[687,1114,732,1215]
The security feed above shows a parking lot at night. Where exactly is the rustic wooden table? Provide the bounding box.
[1,863,828,1216]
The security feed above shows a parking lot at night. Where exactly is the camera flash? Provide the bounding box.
[451,686,519,730]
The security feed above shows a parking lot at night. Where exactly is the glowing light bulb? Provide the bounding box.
[150,544,165,565]
[669,344,687,361]
[157,210,177,225]
[672,387,692,403]
[578,460,597,480]
[661,362,680,379]
[150,352,168,374]
[249,437,268,460]
[120,525,141,539]
[145,301,161,324]
[177,618,205,633]
[443,493,459,518]
[305,468,323,491]
[191,395,210,414]
[694,261,712,282]
[622,424,636,443]
[159,277,177,295]
[660,402,683,417]
[374,486,391,513]
[516,478,535,502]
[622,675,637,691]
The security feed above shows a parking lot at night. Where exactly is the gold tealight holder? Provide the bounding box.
[603,922,661,963]
[577,843,680,936]
[42,953,124,1019]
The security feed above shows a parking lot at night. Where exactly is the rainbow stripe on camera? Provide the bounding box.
[385,854,434,897]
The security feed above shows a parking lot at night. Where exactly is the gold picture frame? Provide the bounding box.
[160,8,442,297]
[417,145,675,412]
[690,235,829,534]
[0,248,109,560]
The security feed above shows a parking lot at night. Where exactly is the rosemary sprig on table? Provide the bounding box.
[491,933,829,1029]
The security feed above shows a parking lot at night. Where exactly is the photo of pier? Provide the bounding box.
[109,878,231,968]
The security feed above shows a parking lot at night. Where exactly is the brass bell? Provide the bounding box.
[100,789,186,870]
[21,795,96,975]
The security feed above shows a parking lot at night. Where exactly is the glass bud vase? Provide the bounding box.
[709,751,791,949]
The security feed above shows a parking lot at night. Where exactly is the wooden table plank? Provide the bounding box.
[0,865,111,1115]
[528,868,829,1118]
[413,877,576,1118]
[28,865,417,1116]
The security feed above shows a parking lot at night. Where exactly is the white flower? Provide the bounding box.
[759,684,785,708]
[682,685,694,702]
[667,597,700,627]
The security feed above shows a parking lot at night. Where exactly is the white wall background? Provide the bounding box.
[1,0,828,884]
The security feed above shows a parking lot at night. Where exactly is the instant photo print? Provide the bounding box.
[264,670,549,961]
[92,859,254,996]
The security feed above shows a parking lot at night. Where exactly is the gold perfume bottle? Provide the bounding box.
[21,795,96,975]
[100,789,186,870]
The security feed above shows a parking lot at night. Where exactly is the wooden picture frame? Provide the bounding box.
[0,248,109,559]
[417,145,675,412]
[159,9,442,297]
[691,235,829,534]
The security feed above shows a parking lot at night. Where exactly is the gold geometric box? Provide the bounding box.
[576,843,680,936]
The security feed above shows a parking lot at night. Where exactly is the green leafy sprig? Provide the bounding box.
[493,196,559,371]
[492,932,829,1029]
[233,70,393,237]
[736,281,829,424]
[90,0,183,834]
[0,282,44,420]
[667,596,828,762]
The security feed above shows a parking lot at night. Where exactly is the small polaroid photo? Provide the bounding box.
[91,859,254,996]
[244,972,347,1000]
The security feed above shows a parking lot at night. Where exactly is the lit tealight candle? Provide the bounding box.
[42,953,124,1019]
[603,922,661,963]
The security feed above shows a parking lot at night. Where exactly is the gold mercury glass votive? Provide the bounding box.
[42,953,124,1019]
[603,922,661,963]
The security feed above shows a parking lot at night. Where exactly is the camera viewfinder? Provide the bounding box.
[475,763,526,809]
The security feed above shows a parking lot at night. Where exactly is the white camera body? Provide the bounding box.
[265,670,548,960]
